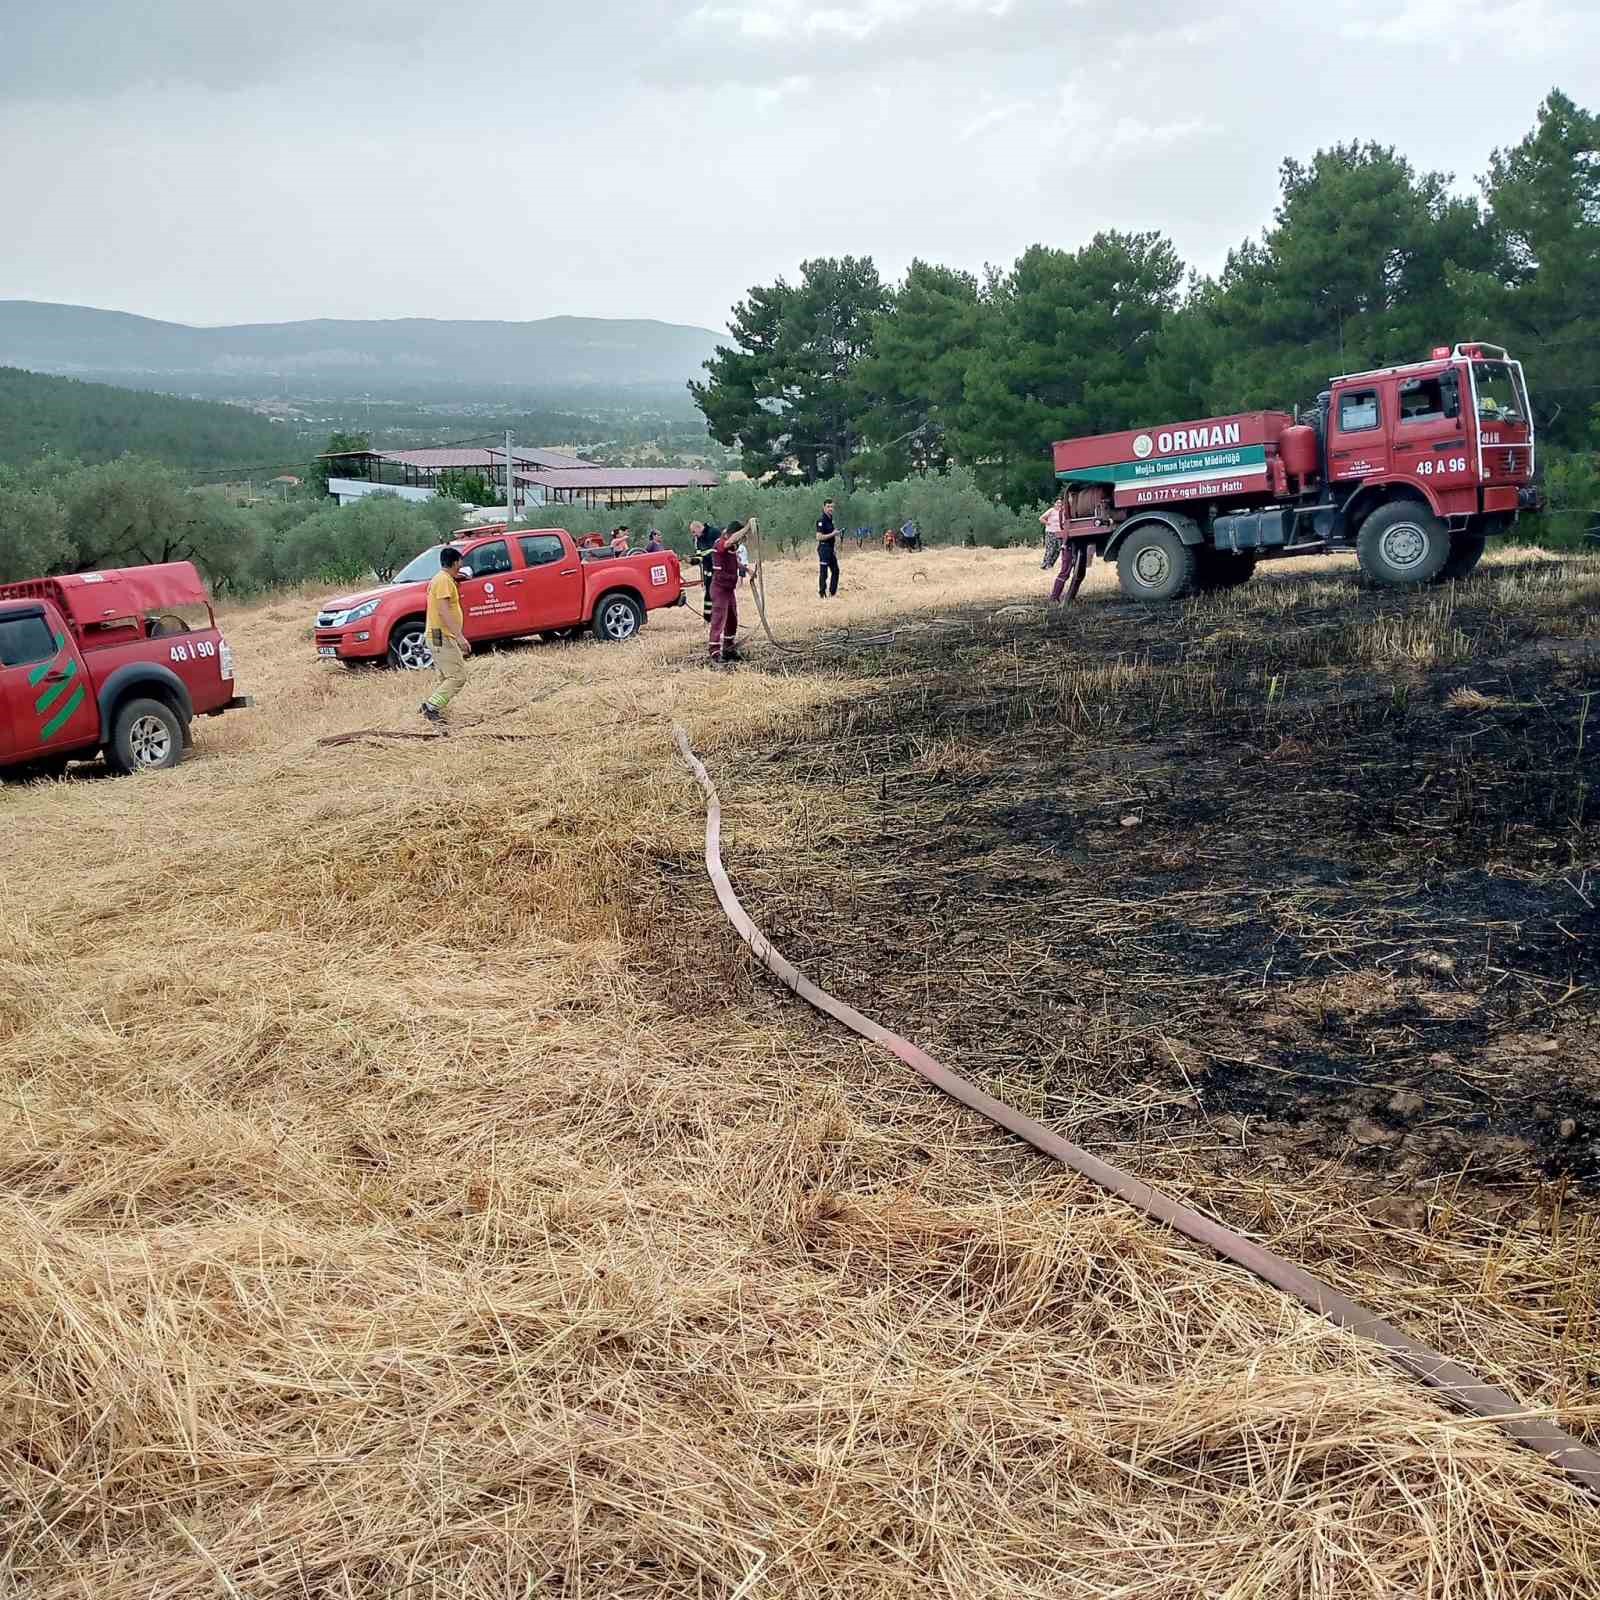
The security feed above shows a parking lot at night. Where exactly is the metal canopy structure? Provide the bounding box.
[318,448,718,510]
[514,467,719,509]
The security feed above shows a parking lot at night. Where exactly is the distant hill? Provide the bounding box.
[0,301,724,391]
[0,366,301,471]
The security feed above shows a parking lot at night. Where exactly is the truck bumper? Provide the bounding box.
[315,629,387,662]
[202,694,253,716]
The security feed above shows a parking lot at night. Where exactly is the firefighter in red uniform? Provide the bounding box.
[708,518,750,664]
[1050,487,1099,604]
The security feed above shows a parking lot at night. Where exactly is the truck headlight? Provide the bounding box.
[329,599,381,627]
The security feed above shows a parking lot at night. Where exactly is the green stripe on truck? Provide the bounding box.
[33,656,78,713]
[40,684,85,741]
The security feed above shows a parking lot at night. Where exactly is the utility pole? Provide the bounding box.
[505,430,515,528]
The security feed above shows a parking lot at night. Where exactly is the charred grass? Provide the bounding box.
[2,548,1599,1598]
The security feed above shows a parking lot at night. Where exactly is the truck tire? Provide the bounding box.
[107,697,185,775]
[1196,549,1258,591]
[1356,502,1451,587]
[388,619,433,671]
[1438,533,1486,582]
[592,592,644,643]
[1116,523,1198,603]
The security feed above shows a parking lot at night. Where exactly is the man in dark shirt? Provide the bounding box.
[816,498,840,599]
[691,520,718,625]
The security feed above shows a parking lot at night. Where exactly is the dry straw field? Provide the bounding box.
[3,542,1598,1598]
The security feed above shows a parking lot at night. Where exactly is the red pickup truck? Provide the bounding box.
[0,561,250,776]
[313,525,686,670]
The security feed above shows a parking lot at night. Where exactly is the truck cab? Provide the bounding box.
[1321,342,1535,533]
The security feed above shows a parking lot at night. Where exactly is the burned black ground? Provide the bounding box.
[713,556,1600,1197]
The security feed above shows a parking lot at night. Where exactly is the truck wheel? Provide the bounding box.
[108,697,185,775]
[1356,502,1450,587]
[388,619,433,671]
[1438,534,1486,582]
[1116,524,1198,603]
[1196,549,1258,591]
[593,593,644,642]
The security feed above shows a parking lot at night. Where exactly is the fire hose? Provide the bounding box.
[672,724,1600,1497]
[744,518,899,653]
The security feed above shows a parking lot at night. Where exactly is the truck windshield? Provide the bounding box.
[392,546,443,585]
[1473,361,1527,423]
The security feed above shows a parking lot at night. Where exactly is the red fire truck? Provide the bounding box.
[1051,343,1538,602]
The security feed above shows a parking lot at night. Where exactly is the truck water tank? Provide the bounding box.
[1280,425,1319,480]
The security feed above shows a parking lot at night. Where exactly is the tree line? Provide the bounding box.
[0,367,304,471]
[0,453,467,591]
[692,90,1598,537]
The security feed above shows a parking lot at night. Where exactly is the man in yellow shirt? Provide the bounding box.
[420,546,470,725]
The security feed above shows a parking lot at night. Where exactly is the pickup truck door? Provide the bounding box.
[455,538,524,641]
[0,605,94,761]
[516,532,585,630]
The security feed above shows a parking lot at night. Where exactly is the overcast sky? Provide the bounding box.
[4,0,1595,335]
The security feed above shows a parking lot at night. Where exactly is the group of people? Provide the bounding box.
[694,495,848,665]
[417,493,948,707]
[878,521,923,552]
[577,526,665,554]
[691,518,754,665]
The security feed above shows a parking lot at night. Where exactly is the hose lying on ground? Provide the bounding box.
[672,723,1600,1498]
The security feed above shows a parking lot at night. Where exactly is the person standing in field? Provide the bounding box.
[708,519,750,664]
[1048,489,1095,604]
[1041,496,1064,570]
[691,520,718,626]
[1052,535,1090,604]
[816,498,840,599]
[420,546,470,725]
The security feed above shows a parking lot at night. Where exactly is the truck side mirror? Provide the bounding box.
[1440,372,1460,420]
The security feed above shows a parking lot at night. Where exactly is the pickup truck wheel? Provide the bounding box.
[1357,502,1450,586]
[1116,524,1198,603]
[1438,533,1486,581]
[388,620,434,671]
[108,697,184,775]
[593,593,644,643]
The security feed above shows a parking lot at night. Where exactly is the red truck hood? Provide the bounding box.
[321,580,418,611]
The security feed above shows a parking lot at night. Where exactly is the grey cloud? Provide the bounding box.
[1,0,448,96]
[1,0,1595,332]
[642,0,1207,86]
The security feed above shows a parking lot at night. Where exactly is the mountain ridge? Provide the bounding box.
[0,300,724,390]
